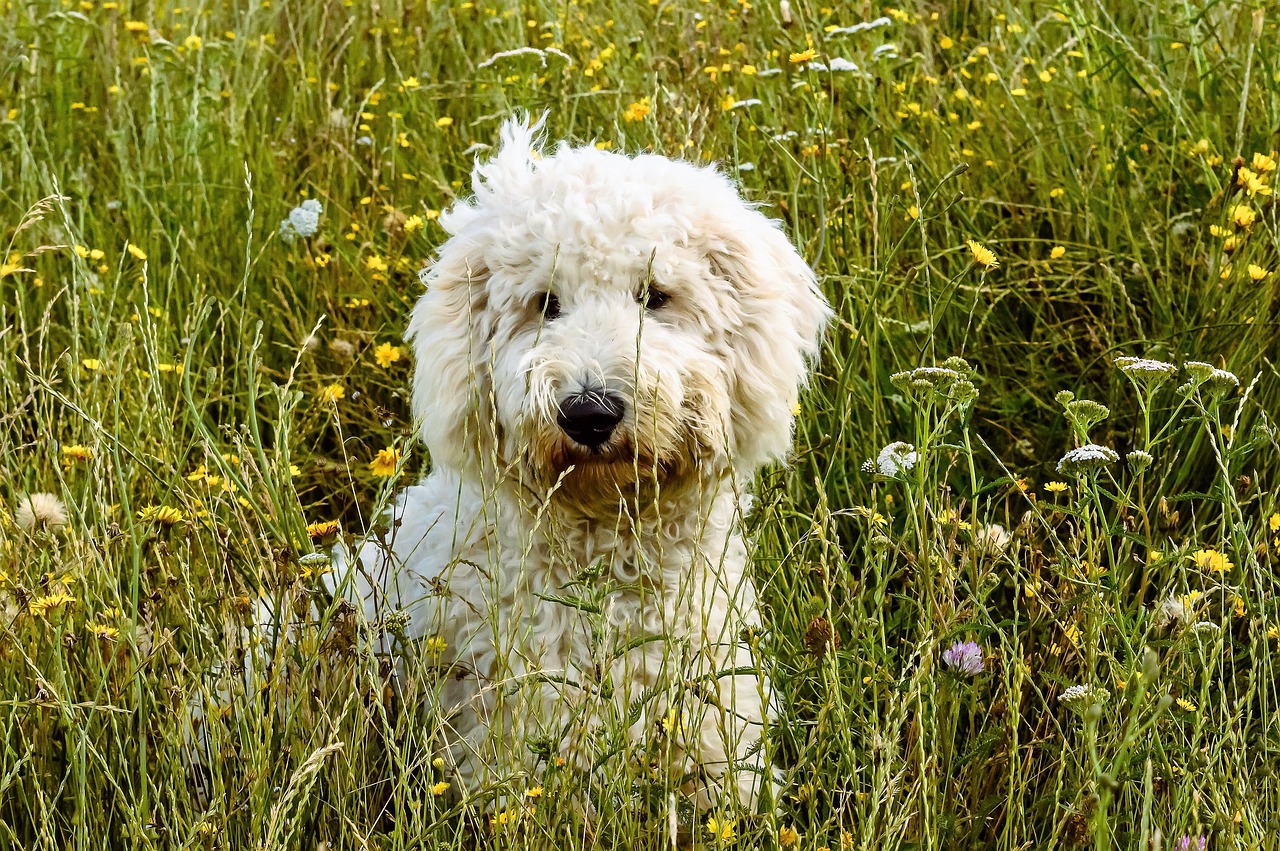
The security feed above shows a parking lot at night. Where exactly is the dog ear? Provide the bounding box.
[707,212,830,471]
[406,237,495,473]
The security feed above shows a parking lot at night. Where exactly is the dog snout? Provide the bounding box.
[557,391,625,448]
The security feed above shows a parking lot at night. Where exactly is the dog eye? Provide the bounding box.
[639,286,670,311]
[536,292,561,320]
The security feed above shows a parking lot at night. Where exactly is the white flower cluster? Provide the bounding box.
[862,441,918,477]
[1058,683,1109,707]
[1056,444,1120,475]
[279,199,323,243]
[1115,356,1177,376]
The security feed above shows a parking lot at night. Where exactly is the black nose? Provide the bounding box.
[557,392,625,448]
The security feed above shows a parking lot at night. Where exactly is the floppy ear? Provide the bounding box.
[405,115,545,472]
[707,209,830,471]
[406,238,494,473]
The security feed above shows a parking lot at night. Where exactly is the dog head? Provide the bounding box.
[407,118,829,502]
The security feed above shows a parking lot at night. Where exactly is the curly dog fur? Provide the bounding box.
[343,117,829,809]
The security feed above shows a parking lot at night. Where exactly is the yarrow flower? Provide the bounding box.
[1058,683,1109,712]
[941,640,984,675]
[863,441,918,477]
[1056,444,1119,476]
[279,199,323,242]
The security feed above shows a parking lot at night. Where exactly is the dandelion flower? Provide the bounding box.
[966,239,999,269]
[1231,204,1256,229]
[705,816,737,842]
[779,825,800,847]
[369,446,401,477]
[307,519,341,539]
[789,48,818,63]
[30,589,75,618]
[89,622,120,640]
[1045,481,1069,494]
[373,342,402,368]
[319,383,345,404]
[137,505,184,526]
[973,523,1010,555]
[941,640,984,675]
[1191,548,1233,574]
[15,493,68,531]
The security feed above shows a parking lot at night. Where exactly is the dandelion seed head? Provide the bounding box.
[14,493,68,531]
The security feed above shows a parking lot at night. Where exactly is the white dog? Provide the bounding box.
[343,118,829,810]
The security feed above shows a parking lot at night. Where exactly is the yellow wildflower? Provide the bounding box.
[779,825,800,847]
[1231,204,1256,229]
[124,20,148,32]
[966,239,999,269]
[431,780,449,796]
[82,358,102,371]
[435,116,453,128]
[89,622,120,640]
[373,342,402,368]
[365,254,388,273]
[622,97,651,122]
[1050,246,1066,259]
[1248,264,1269,281]
[1269,512,1280,533]
[705,816,736,842]
[1175,697,1196,712]
[1191,548,1233,574]
[126,243,147,260]
[369,446,401,477]
[137,505,184,526]
[1252,151,1277,173]
[403,214,424,233]
[61,445,93,463]
[184,34,202,50]
[319,383,345,404]
[307,520,341,539]
[30,590,75,618]
[401,76,420,89]
[789,48,817,63]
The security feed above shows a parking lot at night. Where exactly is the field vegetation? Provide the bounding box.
[2,0,1279,848]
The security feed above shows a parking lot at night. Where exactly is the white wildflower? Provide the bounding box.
[872,441,918,477]
[279,199,323,243]
[1056,444,1119,475]
[826,17,893,35]
[1115,356,1176,376]
[1058,683,1109,711]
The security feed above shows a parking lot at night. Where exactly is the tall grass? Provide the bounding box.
[2,0,1279,848]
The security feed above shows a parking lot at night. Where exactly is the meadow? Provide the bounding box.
[2,0,1279,848]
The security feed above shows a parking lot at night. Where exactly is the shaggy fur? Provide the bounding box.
[343,118,829,809]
